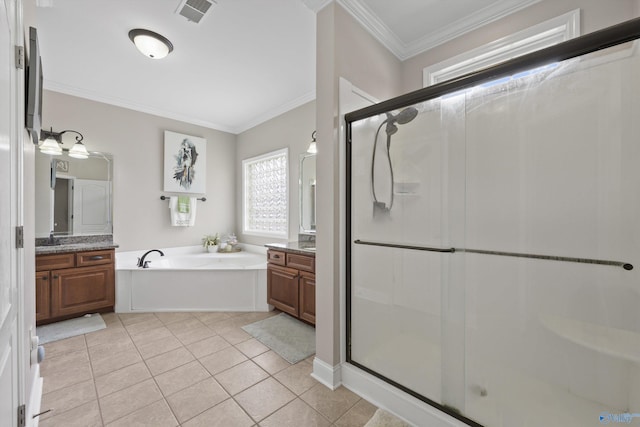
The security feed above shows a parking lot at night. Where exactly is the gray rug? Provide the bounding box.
[242,313,315,364]
[37,313,106,344]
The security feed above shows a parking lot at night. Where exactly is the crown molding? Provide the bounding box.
[44,80,316,135]
[300,0,333,13]
[338,0,543,61]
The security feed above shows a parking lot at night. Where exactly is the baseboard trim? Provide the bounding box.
[311,357,342,390]
[341,363,469,427]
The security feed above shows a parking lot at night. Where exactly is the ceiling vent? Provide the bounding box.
[176,0,216,24]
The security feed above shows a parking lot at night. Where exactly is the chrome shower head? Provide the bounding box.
[384,107,418,135]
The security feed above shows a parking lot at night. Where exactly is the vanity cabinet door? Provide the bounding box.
[299,272,316,325]
[267,264,299,317]
[50,265,115,318]
[35,272,51,322]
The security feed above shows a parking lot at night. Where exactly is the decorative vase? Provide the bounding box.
[207,245,218,253]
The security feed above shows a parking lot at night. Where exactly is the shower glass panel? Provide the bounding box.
[347,19,640,427]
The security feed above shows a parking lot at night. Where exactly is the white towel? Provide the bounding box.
[169,196,197,226]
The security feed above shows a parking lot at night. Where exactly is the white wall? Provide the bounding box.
[235,100,315,246]
[42,90,237,252]
[401,0,640,93]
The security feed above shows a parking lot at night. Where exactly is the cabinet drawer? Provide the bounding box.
[36,253,75,271]
[267,250,286,266]
[76,249,114,267]
[286,253,315,273]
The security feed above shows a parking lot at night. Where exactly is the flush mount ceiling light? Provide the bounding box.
[40,128,90,159]
[128,29,173,59]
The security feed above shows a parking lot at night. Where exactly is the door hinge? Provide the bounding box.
[17,404,25,427]
[15,45,24,69]
[15,226,24,249]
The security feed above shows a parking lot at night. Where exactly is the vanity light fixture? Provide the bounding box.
[128,29,174,59]
[307,131,317,154]
[40,128,90,159]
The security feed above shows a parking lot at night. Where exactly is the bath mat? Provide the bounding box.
[37,313,106,344]
[364,409,411,427]
[242,313,315,364]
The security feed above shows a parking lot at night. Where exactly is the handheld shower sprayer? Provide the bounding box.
[371,106,418,212]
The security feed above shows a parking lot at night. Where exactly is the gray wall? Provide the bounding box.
[235,100,316,246]
[42,90,237,252]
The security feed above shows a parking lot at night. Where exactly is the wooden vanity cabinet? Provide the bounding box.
[267,249,315,326]
[36,249,115,325]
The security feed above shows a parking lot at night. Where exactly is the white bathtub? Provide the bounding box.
[115,244,270,313]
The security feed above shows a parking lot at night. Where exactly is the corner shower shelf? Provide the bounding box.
[540,314,640,364]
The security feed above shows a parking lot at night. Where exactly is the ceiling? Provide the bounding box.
[36,0,539,134]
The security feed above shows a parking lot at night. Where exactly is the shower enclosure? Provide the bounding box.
[345,18,640,427]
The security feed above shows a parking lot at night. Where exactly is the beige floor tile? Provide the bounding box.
[260,398,331,427]
[234,377,295,422]
[186,334,231,359]
[136,334,183,360]
[334,398,378,427]
[91,348,142,377]
[99,378,163,424]
[166,378,229,423]
[193,312,232,326]
[155,360,211,396]
[165,317,205,334]
[105,399,178,427]
[40,379,96,422]
[199,346,247,375]
[174,325,216,345]
[129,326,174,346]
[219,327,252,345]
[235,338,269,358]
[42,335,86,360]
[182,398,254,427]
[88,339,137,363]
[274,360,317,395]
[118,312,158,326]
[300,384,361,422]
[101,312,122,327]
[39,400,102,427]
[155,311,196,325]
[207,318,243,334]
[85,326,130,348]
[145,346,194,376]
[125,317,165,336]
[252,350,291,375]
[215,360,269,395]
[41,351,93,394]
[95,362,151,397]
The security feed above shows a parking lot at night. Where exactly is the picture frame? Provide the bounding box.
[163,130,207,194]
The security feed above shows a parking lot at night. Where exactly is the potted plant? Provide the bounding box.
[202,233,220,253]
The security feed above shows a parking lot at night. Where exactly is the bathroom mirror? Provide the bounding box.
[299,153,316,233]
[35,150,113,238]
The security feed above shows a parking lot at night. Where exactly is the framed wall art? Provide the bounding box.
[163,130,207,194]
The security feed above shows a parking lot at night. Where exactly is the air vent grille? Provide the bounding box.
[176,0,216,24]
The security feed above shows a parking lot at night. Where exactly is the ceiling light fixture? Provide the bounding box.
[307,131,317,154]
[128,29,173,59]
[40,128,90,159]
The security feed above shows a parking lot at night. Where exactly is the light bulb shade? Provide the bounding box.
[129,29,173,59]
[68,141,89,159]
[307,140,317,154]
[39,137,62,155]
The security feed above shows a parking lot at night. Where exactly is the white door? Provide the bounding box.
[0,0,19,425]
[73,179,111,235]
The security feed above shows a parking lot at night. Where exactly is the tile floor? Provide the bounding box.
[39,311,383,427]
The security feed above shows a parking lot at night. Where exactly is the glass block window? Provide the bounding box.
[243,148,288,237]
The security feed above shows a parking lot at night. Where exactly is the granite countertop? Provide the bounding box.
[265,241,316,256]
[35,235,118,255]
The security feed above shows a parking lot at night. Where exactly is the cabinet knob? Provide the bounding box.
[272,254,280,259]
[52,275,58,279]
[41,275,47,280]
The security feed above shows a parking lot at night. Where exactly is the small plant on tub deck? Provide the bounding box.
[202,233,220,250]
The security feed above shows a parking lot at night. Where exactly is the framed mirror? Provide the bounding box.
[35,150,113,237]
[299,152,316,233]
